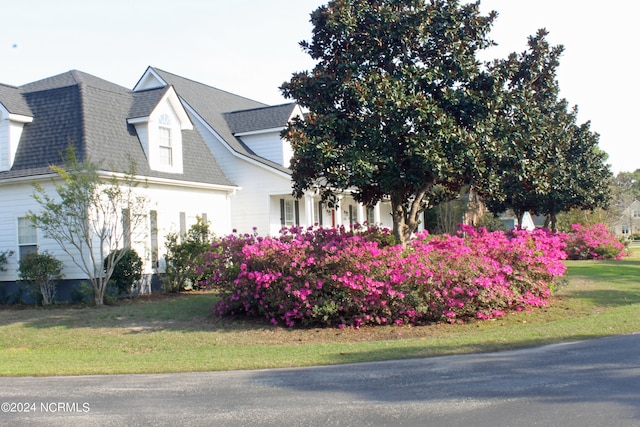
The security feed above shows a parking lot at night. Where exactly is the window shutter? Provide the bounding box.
[318,202,323,226]
[280,199,285,226]
[294,200,300,225]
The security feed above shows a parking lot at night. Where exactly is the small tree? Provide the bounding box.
[106,248,143,297]
[18,251,64,305]
[163,217,212,292]
[28,147,148,306]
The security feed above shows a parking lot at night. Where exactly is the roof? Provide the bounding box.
[0,70,235,187]
[224,103,297,134]
[148,68,293,174]
[0,83,32,116]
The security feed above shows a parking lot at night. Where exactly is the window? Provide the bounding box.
[633,210,640,218]
[18,217,37,259]
[284,200,295,226]
[348,205,357,227]
[280,199,299,227]
[366,206,375,224]
[158,114,172,166]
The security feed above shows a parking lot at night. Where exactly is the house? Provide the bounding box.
[0,67,393,297]
[135,67,392,236]
[613,200,640,238]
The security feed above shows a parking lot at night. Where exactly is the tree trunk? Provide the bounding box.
[390,186,431,247]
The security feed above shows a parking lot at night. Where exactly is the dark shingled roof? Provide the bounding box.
[0,83,32,116]
[149,68,292,174]
[224,103,297,134]
[0,70,235,187]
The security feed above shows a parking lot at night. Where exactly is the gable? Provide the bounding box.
[0,70,236,189]
[0,84,34,171]
[142,67,294,175]
[127,86,193,174]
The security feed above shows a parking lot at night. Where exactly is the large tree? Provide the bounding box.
[29,148,148,305]
[476,29,611,229]
[281,0,497,245]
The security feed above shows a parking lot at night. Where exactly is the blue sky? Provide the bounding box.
[2,0,637,173]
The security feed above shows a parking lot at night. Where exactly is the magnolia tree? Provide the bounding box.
[29,148,148,305]
[477,30,611,229]
[281,0,497,246]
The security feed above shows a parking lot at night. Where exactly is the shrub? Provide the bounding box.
[18,251,64,305]
[106,248,142,297]
[0,250,13,272]
[564,223,626,260]
[195,225,567,328]
[163,217,213,292]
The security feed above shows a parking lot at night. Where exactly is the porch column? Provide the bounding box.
[304,192,315,227]
[373,202,381,225]
[357,203,365,226]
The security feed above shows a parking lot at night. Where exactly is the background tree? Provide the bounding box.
[28,147,148,306]
[281,0,497,245]
[476,29,611,230]
[539,106,611,230]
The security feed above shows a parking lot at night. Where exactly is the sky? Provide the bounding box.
[2,1,637,174]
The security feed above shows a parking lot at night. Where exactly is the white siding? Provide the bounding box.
[0,117,29,172]
[0,177,233,281]
[0,180,82,281]
[238,131,289,167]
[192,116,294,235]
[142,183,231,273]
[0,118,7,171]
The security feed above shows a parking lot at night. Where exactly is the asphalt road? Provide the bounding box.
[1,333,638,426]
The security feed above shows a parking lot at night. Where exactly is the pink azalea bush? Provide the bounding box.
[195,224,567,328]
[564,223,626,260]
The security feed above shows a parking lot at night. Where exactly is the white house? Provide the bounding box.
[613,200,640,238]
[0,67,392,295]
[134,67,393,236]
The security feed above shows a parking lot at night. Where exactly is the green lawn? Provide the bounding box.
[1,251,639,376]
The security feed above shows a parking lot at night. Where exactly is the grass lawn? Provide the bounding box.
[1,251,639,376]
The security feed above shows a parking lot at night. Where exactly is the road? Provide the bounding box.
[1,333,638,426]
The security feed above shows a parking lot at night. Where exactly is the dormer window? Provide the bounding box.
[158,114,173,166]
[128,86,192,174]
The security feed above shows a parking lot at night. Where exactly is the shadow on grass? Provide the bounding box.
[566,258,640,283]
[0,292,228,333]
[563,288,640,308]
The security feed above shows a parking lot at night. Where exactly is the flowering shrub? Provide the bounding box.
[194,225,567,328]
[564,223,626,260]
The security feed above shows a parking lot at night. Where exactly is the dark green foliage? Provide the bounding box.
[0,250,12,272]
[18,251,64,305]
[476,30,611,230]
[106,249,142,297]
[282,0,497,245]
[163,217,213,293]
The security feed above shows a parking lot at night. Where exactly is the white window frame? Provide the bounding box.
[18,217,37,259]
[284,199,295,227]
[158,114,173,166]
